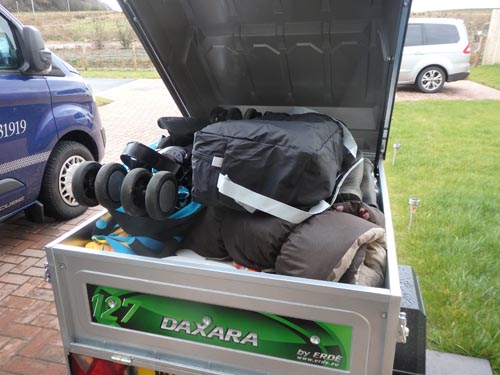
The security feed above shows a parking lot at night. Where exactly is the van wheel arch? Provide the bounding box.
[59,130,100,161]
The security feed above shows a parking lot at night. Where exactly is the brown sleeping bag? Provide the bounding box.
[181,201,387,287]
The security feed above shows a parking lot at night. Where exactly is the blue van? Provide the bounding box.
[0,5,105,222]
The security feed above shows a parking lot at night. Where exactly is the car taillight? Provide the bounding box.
[463,44,471,54]
[70,353,128,375]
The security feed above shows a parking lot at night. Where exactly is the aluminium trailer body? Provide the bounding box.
[45,1,419,374]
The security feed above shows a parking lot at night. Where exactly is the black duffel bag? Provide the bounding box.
[191,113,345,223]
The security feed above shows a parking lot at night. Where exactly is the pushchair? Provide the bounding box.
[70,117,210,253]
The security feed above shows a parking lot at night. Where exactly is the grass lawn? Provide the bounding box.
[385,100,500,373]
[95,96,113,106]
[16,11,126,42]
[469,65,500,90]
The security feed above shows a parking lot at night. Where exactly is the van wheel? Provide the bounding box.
[39,141,94,220]
[416,66,445,93]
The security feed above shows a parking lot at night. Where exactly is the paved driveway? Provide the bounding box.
[0,78,497,374]
[90,77,500,103]
[396,80,500,101]
[96,79,181,163]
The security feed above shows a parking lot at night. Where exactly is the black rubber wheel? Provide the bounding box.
[71,161,102,208]
[95,163,127,210]
[145,171,178,220]
[243,108,257,119]
[120,168,152,216]
[40,141,95,219]
[209,106,227,123]
[226,107,242,120]
[416,66,445,93]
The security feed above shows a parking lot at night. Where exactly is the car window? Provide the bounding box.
[404,24,423,47]
[423,24,460,45]
[0,16,20,70]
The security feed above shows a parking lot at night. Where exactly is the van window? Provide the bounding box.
[423,24,460,45]
[0,16,19,70]
[404,24,423,47]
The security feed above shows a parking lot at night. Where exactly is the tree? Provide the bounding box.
[92,15,106,49]
[116,19,135,48]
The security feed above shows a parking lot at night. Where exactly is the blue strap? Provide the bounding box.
[168,201,202,219]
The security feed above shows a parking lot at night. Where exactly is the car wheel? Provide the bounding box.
[120,168,152,217]
[39,141,95,220]
[416,66,445,93]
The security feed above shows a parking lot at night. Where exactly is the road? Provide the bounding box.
[86,78,136,94]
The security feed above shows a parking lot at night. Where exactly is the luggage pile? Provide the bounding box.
[71,108,387,287]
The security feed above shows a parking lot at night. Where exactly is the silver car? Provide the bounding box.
[398,18,470,93]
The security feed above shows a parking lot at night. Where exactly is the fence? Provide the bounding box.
[50,43,155,71]
[51,28,498,73]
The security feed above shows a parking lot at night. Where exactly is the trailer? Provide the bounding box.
[45,1,426,374]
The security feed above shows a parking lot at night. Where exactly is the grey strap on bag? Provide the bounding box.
[217,157,364,224]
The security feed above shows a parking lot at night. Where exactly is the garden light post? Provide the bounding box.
[408,198,420,230]
[392,143,401,166]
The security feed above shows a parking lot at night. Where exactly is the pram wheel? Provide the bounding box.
[71,161,101,207]
[145,171,178,221]
[120,168,152,216]
[95,163,127,210]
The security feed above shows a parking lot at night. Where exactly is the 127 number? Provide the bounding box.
[91,293,140,323]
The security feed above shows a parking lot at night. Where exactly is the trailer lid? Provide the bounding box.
[118,0,410,163]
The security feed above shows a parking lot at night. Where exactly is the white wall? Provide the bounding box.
[483,9,500,65]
